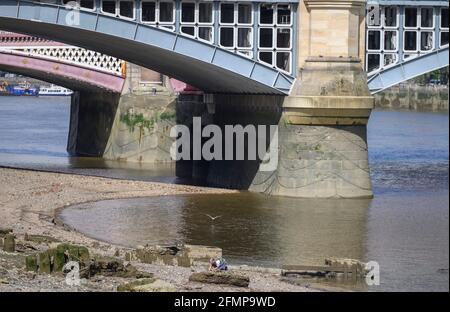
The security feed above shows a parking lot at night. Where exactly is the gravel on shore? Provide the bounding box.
[0,167,317,292]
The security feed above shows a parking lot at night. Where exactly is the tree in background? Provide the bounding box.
[412,67,449,85]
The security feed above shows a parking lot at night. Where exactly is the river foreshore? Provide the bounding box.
[0,167,320,292]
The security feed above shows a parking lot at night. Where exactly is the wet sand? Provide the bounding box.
[0,167,317,292]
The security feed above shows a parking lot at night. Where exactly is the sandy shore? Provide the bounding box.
[0,167,319,292]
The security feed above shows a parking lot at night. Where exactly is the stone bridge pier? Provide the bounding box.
[67,90,120,157]
[274,0,373,198]
[67,64,176,161]
[179,0,373,198]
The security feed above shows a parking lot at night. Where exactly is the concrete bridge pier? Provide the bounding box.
[199,77,373,198]
[68,64,177,161]
[175,93,213,182]
[205,94,284,190]
[256,0,373,198]
[250,58,374,198]
[67,91,120,157]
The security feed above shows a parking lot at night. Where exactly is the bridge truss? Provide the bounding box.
[366,0,449,92]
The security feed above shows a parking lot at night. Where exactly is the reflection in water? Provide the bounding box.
[60,193,370,268]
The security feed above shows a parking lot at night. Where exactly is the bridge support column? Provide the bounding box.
[67,64,177,162]
[205,94,284,190]
[175,93,213,182]
[251,0,374,198]
[67,91,120,156]
[252,0,373,198]
[250,59,374,198]
[202,86,372,198]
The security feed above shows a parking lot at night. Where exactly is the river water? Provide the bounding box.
[0,96,448,291]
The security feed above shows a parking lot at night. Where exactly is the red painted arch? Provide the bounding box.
[0,49,125,93]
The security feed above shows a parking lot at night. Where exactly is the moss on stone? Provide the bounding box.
[120,109,175,133]
[56,243,90,264]
[25,255,38,272]
[38,251,51,274]
[417,92,429,100]
[2,234,15,252]
[24,243,91,275]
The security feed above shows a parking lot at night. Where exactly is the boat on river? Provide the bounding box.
[38,85,73,96]
[0,82,38,96]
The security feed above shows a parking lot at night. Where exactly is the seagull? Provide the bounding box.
[205,214,222,221]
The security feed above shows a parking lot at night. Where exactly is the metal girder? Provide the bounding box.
[0,49,125,92]
[368,46,449,94]
[367,0,449,6]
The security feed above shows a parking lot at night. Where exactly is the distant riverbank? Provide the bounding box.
[375,84,448,111]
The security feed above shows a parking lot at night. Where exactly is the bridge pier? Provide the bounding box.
[177,82,372,198]
[102,90,176,163]
[251,58,373,198]
[205,94,284,190]
[67,62,177,161]
[176,0,374,198]
[67,88,177,161]
[175,93,213,182]
[259,0,374,198]
[67,91,120,157]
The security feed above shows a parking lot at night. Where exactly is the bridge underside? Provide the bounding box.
[0,5,292,95]
[0,50,125,92]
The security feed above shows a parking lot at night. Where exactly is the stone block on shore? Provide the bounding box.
[0,228,13,237]
[189,272,250,288]
[25,245,152,280]
[126,244,222,268]
[117,278,176,292]
[89,256,124,276]
[87,255,153,279]
[57,243,90,262]
[38,251,52,274]
[324,257,368,277]
[25,255,38,272]
[24,233,60,244]
[25,243,91,274]
[3,234,15,253]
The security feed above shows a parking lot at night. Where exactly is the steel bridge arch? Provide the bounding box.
[368,46,449,93]
[0,0,295,95]
[0,49,125,92]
